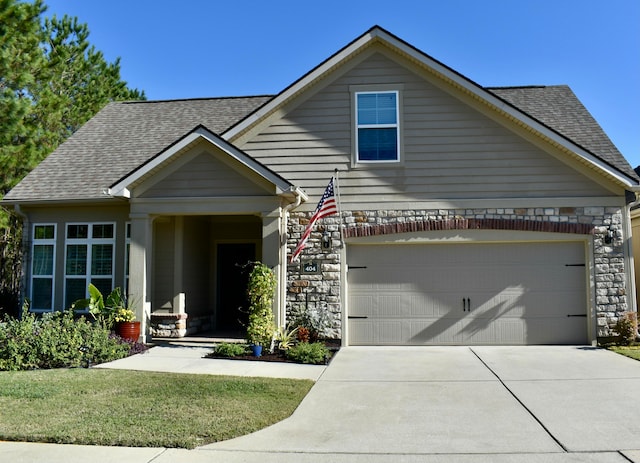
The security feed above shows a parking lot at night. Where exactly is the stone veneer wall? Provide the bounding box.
[287,206,627,340]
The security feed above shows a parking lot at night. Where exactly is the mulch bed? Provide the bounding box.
[205,339,341,365]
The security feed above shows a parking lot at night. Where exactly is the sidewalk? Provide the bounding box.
[93,341,326,380]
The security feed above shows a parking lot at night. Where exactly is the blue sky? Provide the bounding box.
[43,0,640,169]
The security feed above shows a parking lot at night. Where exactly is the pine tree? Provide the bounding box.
[0,0,145,316]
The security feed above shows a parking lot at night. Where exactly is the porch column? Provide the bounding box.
[173,216,185,314]
[262,208,283,328]
[129,213,153,343]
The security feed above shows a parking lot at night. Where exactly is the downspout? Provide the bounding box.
[279,187,305,329]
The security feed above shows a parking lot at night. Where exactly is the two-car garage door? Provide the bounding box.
[347,241,588,345]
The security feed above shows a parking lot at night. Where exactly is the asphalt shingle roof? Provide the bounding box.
[4,96,273,201]
[488,85,636,179]
[4,85,636,202]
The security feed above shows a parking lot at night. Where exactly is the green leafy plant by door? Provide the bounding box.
[245,262,276,348]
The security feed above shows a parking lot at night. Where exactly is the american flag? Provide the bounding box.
[290,177,338,262]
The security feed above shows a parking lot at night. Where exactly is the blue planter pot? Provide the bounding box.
[250,345,263,357]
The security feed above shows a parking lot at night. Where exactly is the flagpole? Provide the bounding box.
[334,168,343,244]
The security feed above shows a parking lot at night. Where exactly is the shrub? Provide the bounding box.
[296,326,310,343]
[246,262,276,348]
[214,342,248,357]
[0,306,130,371]
[615,312,638,346]
[287,305,331,342]
[285,342,330,365]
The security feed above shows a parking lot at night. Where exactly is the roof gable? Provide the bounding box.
[109,126,297,199]
[224,26,637,187]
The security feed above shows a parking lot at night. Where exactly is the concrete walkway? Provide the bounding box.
[93,341,327,380]
[3,345,640,462]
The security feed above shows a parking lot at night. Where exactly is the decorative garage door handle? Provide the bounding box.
[567,314,587,317]
[348,316,368,319]
[462,298,471,311]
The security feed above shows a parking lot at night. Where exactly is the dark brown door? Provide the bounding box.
[216,243,256,333]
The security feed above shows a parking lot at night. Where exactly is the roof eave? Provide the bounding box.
[1,196,122,208]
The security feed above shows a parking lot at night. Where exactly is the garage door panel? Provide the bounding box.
[349,320,374,345]
[469,290,586,319]
[348,242,588,345]
[463,319,525,345]
[524,318,587,344]
[409,319,466,345]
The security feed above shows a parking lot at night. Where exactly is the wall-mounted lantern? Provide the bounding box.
[321,230,332,250]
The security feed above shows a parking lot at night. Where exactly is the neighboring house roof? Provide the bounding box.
[488,85,636,179]
[3,26,637,204]
[4,96,273,202]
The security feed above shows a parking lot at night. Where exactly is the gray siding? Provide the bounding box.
[139,149,270,198]
[239,51,612,205]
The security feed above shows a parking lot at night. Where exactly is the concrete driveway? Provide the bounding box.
[6,346,640,462]
[177,346,640,462]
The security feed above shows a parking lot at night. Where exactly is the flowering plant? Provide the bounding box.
[114,307,136,323]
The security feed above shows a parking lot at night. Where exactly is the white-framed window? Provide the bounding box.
[355,90,400,162]
[64,222,115,309]
[30,224,56,312]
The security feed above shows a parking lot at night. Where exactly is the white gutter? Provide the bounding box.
[278,187,306,329]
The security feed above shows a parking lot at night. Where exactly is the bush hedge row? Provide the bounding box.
[0,308,133,371]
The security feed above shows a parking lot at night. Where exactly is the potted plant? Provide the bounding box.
[77,284,140,342]
[245,262,276,356]
[113,305,140,342]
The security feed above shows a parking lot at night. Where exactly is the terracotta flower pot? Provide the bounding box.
[115,321,141,342]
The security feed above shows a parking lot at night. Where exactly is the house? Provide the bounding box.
[3,26,638,346]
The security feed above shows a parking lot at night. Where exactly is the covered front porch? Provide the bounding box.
[148,215,263,338]
[128,208,286,343]
[107,126,306,342]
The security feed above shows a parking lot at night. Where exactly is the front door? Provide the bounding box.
[216,243,256,333]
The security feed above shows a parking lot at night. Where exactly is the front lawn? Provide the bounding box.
[0,368,313,449]
[609,345,640,361]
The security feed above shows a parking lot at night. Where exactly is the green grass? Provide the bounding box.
[0,368,313,449]
[609,345,640,361]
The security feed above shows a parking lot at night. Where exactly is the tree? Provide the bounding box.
[0,0,145,316]
[0,0,46,196]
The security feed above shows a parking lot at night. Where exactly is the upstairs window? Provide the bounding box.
[356,91,400,162]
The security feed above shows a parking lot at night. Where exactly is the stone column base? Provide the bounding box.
[150,312,188,338]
